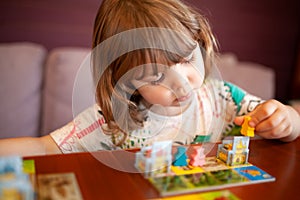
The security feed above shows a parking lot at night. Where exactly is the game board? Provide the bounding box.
[161,190,240,200]
[134,117,275,197]
[147,156,275,197]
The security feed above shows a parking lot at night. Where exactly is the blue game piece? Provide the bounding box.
[173,146,188,166]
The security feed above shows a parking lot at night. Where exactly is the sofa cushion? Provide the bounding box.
[41,47,91,135]
[0,42,46,138]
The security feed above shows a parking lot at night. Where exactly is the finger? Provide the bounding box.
[255,108,285,132]
[248,100,279,127]
[256,121,291,139]
[255,109,290,138]
[234,116,245,126]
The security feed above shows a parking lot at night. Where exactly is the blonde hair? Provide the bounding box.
[92,0,217,145]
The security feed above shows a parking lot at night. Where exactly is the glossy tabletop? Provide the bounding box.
[25,138,300,200]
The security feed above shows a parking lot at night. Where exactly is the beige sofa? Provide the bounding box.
[0,42,275,139]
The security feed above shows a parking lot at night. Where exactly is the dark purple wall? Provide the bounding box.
[1,0,98,49]
[1,0,299,101]
[191,0,300,101]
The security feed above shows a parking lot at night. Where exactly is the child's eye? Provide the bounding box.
[182,52,194,64]
[182,55,194,64]
[183,60,191,64]
[150,73,165,85]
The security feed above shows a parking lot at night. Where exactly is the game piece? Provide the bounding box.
[173,146,188,167]
[240,116,255,137]
[216,136,250,166]
[135,140,172,177]
[189,146,206,167]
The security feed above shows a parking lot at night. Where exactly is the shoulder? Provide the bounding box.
[200,79,263,111]
[50,104,114,152]
[203,79,251,100]
[73,104,104,123]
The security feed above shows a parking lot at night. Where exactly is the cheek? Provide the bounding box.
[138,85,174,105]
[189,68,204,88]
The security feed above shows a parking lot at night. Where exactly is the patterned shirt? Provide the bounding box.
[50,79,262,153]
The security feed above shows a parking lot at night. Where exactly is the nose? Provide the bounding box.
[171,64,191,96]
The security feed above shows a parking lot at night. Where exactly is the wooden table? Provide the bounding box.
[25,138,300,200]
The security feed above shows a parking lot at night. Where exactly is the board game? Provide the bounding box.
[161,190,240,200]
[134,118,275,197]
[147,156,275,197]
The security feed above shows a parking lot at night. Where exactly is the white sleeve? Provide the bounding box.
[50,105,114,153]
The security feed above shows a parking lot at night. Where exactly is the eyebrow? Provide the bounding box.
[133,43,197,80]
[140,64,159,80]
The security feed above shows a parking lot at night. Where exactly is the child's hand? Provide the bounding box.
[234,99,300,142]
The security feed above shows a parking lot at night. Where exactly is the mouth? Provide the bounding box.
[176,92,192,102]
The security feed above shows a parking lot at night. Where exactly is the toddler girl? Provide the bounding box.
[0,0,299,156]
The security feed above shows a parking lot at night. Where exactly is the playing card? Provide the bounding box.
[37,173,82,200]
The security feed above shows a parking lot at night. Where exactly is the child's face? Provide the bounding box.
[130,44,204,111]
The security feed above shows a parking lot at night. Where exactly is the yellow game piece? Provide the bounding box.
[240,116,255,137]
